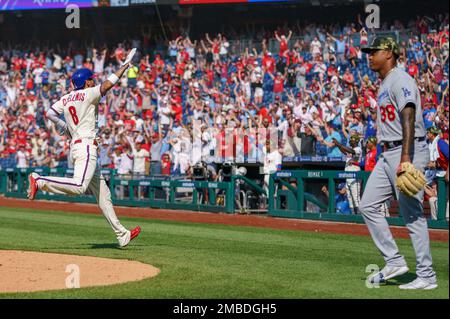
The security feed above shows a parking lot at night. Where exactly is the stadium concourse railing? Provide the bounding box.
[0,168,448,230]
[268,170,449,230]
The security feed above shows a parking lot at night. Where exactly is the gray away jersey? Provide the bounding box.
[376,67,426,143]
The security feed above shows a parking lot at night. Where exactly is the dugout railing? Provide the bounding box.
[0,168,447,229]
[268,170,448,230]
[0,168,236,213]
[109,176,235,213]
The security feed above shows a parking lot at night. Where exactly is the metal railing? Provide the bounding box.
[0,167,237,213]
[268,170,448,229]
[1,167,447,229]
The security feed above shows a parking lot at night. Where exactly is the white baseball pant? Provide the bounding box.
[35,140,130,246]
[345,164,361,214]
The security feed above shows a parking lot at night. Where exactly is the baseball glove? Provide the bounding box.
[396,162,427,197]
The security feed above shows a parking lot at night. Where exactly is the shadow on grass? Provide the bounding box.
[37,243,149,251]
[41,243,145,250]
[360,272,417,287]
[89,243,149,250]
[37,243,119,251]
[385,272,417,286]
[89,243,122,249]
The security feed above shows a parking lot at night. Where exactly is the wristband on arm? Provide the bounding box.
[107,74,120,85]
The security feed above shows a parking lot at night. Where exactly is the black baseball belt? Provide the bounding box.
[381,136,426,151]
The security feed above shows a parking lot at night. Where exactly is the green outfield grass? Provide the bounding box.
[0,207,448,299]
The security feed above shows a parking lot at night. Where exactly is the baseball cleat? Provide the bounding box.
[368,265,409,284]
[27,173,39,200]
[399,277,438,290]
[130,226,141,241]
[119,226,141,247]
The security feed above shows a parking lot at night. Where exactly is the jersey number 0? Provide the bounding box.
[68,106,79,125]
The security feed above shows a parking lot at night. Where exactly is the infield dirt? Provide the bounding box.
[0,250,160,293]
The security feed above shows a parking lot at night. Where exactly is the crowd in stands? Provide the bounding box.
[0,14,449,184]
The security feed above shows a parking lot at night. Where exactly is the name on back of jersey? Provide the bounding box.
[63,92,86,106]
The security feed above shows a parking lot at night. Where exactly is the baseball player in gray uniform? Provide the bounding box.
[360,37,437,289]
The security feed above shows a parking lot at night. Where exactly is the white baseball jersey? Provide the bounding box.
[345,146,362,167]
[50,85,102,141]
[118,153,134,175]
[263,150,282,175]
[16,150,29,168]
[133,149,150,174]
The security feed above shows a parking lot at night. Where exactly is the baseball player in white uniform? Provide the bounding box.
[360,37,437,289]
[333,134,362,215]
[27,49,141,248]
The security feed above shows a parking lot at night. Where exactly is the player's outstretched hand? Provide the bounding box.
[122,48,137,67]
[395,162,426,197]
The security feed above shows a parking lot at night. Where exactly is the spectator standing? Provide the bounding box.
[33,148,47,167]
[315,122,343,158]
[333,134,362,215]
[362,136,391,217]
[93,48,106,74]
[424,181,439,220]
[262,139,282,193]
[327,33,347,64]
[99,141,112,168]
[127,136,150,199]
[16,145,29,169]
[127,64,139,89]
[150,131,163,175]
[436,136,449,220]
[116,144,134,200]
[300,124,317,156]
[275,30,293,58]
[129,137,150,176]
[161,153,172,176]
[425,126,442,184]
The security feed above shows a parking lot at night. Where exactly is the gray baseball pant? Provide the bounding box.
[358,141,436,281]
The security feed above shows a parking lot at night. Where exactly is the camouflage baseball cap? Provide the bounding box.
[367,136,377,145]
[361,36,400,57]
[350,134,361,144]
[427,126,441,135]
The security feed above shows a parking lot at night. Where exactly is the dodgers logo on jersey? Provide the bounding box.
[402,87,411,98]
[377,90,389,104]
